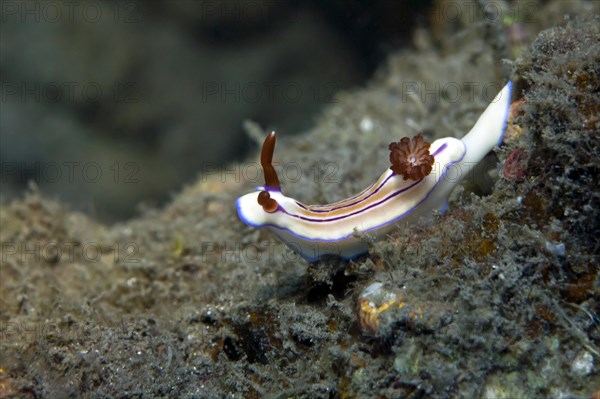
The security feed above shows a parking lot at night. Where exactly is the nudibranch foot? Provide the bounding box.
[236,82,513,263]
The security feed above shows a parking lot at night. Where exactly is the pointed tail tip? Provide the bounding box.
[459,81,514,164]
[497,81,514,146]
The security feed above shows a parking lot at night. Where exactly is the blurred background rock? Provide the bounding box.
[1,0,434,222]
[2,0,577,222]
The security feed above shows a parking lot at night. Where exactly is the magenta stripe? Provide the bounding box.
[296,173,392,213]
[295,180,376,211]
[291,142,447,215]
[431,142,446,157]
[281,178,422,223]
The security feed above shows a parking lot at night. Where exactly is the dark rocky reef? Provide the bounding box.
[1,5,598,399]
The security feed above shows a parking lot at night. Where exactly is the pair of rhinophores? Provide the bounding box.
[236,82,513,262]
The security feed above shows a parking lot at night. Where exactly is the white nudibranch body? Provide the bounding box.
[236,82,513,262]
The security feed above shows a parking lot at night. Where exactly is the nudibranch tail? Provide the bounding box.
[459,82,513,167]
[236,82,513,263]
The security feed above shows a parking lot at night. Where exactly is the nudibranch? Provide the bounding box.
[236,82,513,262]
